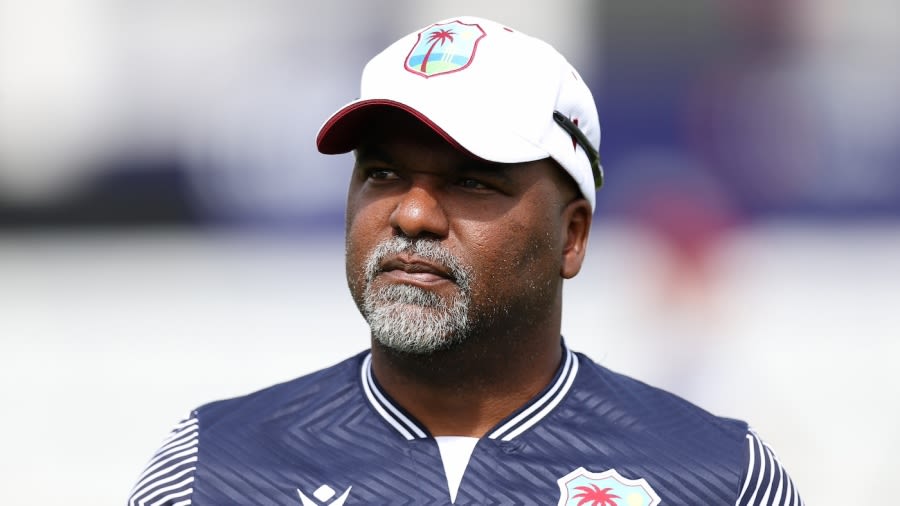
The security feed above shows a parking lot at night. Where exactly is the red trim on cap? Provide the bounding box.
[571,118,579,150]
[316,99,475,157]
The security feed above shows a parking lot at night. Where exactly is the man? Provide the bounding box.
[128,16,803,505]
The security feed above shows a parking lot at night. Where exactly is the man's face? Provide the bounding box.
[344,111,588,354]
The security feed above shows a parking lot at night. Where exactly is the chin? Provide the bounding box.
[371,324,466,356]
[363,282,472,355]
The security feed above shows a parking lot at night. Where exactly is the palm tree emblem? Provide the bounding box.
[404,21,485,78]
[419,29,455,72]
[572,484,620,506]
[558,468,660,506]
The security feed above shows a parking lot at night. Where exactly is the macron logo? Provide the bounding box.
[298,484,352,506]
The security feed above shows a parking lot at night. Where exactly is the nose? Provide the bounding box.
[389,184,449,239]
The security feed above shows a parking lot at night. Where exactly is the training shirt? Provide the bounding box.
[128,346,803,505]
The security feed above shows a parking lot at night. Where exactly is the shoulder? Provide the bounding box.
[127,351,369,506]
[572,351,748,442]
[560,353,748,492]
[195,350,368,430]
[569,352,804,505]
[127,417,199,506]
[736,429,805,506]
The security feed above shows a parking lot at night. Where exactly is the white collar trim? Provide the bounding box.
[360,353,428,440]
[360,346,579,441]
[487,347,579,441]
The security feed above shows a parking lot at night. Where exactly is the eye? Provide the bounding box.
[366,168,399,181]
[457,177,490,190]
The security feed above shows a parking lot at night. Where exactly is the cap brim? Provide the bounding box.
[316,97,552,167]
[316,99,471,156]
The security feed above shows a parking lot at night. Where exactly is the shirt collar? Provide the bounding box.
[360,343,580,441]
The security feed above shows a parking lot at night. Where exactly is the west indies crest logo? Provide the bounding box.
[404,20,486,78]
[557,468,661,506]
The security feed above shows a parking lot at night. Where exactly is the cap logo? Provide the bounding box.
[404,20,486,78]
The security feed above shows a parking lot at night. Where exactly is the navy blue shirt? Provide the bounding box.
[128,346,803,505]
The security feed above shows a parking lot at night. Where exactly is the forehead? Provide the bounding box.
[354,107,580,200]
[355,109,469,160]
[355,112,516,182]
[353,109,573,188]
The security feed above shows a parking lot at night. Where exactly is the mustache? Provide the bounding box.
[364,236,472,289]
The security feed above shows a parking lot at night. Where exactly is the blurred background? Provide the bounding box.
[1,0,898,503]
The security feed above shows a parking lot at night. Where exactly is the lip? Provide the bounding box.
[378,254,455,286]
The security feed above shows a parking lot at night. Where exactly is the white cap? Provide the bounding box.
[316,16,603,210]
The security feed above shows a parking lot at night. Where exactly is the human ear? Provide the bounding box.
[560,199,592,279]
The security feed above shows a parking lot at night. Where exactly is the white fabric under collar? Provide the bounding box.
[435,436,479,503]
[360,346,579,441]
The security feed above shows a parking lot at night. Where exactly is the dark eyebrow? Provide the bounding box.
[354,144,518,185]
[458,160,518,183]
[354,145,393,165]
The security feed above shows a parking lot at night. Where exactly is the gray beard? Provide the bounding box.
[361,237,473,354]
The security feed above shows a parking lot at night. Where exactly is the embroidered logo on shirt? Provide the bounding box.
[297,484,352,506]
[557,468,660,506]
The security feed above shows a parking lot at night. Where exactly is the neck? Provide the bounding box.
[370,326,564,438]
